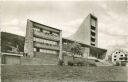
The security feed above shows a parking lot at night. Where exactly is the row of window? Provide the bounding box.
[114,55,125,58]
[33,27,59,37]
[114,58,127,61]
[33,37,58,45]
[34,48,58,54]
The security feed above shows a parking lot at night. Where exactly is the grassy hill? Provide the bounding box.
[1,32,25,53]
[1,65,128,82]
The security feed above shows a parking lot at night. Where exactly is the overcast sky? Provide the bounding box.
[0,0,128,50]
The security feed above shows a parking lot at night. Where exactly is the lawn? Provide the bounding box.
[1,65,128,82]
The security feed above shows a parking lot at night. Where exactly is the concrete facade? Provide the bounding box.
[69,14,98,47]
[24,14,107,65]
[24,19,62,64]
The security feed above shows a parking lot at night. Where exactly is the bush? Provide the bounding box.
[68,61,74,66]
[89,63,97,66]
[95,60,99,62]
[115,61,120,66]
[121,62,126,66]
[76,61,85,66]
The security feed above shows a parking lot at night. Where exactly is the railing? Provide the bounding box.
[91,35,95,39]
[91,42,95,46]
[33,31,60,41]
[34,42,60,50]
[91,29,96,33]
[91,26,96,30]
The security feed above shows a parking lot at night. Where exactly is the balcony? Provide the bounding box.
[91,37,95,42]
[91,31,96,36]
[91,26,96,30]
[34,42,60,50]
[91,35,95,39]
[91,43,95,46]
[33,31,60,41]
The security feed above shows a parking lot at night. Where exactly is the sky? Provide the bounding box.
[0,0,128,50]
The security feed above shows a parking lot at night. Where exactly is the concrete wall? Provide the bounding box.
[21,52,58,65]
[24,19,34,57]
[2,55,21,65]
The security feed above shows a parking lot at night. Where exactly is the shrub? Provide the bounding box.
[88,62,97,66]
[68,61,74,66]
[115,61,120,66]
[95,60,99,62]
[76,61,85,66]
[121,62,126,66]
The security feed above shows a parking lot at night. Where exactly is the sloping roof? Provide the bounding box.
[68,14,91,45]
[68,14,97,46]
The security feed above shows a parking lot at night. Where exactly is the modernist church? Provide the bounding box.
[24,13,107,65]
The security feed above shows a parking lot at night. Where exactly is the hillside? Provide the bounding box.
[1,32,25,53]
[1,65,128,82]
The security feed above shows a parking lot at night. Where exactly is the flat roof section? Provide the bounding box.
[28,19,62,32]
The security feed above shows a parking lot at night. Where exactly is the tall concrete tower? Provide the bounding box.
[69,14,98,47]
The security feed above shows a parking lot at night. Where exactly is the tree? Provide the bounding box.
[69,42,83,60]
[108,55,112,61]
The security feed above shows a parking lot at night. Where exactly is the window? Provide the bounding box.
[114,55,116,57]
[34,48,37,51]
[125,58,127,60]
[91,18,96,27]
[36,48,40,52]
[116,52,118,54]
[52,32,58,37]
[39,49,57,54]
[91,26,96,30]
[91,37,95,42]
[119,58,123,60]
[121,55,123,57]
[50,31,52,34]
[91,31,95,36]
[91,43,95,46]
[114,59,116,61]
[33,27,40,31]
[33,37,58,46]
[40,28,43,32]
[43,30,50,34]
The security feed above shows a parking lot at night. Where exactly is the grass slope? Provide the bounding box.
[1,32,25,53]
[1,65,128,81]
